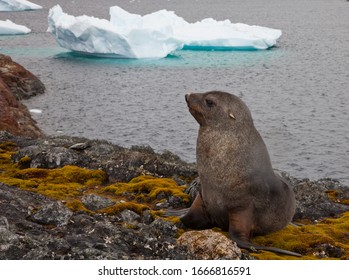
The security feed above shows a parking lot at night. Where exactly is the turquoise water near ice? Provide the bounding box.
[0,44,282,68]
[1,0,348,184]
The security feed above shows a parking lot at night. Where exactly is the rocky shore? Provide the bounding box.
[0,54,348,260]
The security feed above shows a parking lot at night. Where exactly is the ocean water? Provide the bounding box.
[1,0,348,184]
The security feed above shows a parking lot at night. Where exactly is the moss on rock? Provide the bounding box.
[103,175,189,203]
[251,212,349,259]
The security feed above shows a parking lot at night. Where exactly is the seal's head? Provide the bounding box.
[185,91,253,129]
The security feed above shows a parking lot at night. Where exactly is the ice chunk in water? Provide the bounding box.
[48,5,282,59]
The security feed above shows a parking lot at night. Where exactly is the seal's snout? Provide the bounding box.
[185,93,191,103]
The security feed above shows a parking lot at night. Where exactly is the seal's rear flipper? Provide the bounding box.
[234,239,302,257]
[228,211,302,257]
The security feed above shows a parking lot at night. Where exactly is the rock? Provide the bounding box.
[5,134,197,183]
[81,194,115,211]
[313,243,344,259]
[118,209,141,223]
[0,79,42,138]
[69,142,90,151]
[31,202,73,227]
[0,182,195,259]
[293,178,349,221]
[177,229,242,260]
[184,177,200,202]
[0,54,45,100]
[0,55,44,138]
[148,219,178,238]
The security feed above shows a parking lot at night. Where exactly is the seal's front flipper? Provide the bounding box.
[164,208,190,217]
[180,194,213,230]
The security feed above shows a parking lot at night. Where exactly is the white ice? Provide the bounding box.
[48,5,183,59]
[0,19,31,35]
[0,0,42,11]
[48,5,282,59]
[29,109,43,114]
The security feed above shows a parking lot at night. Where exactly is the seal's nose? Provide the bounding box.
[185,93,191,103]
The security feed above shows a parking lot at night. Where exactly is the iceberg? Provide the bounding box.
[0,19,31,35]
[0,0,42,11]
[109,6,282,51]
[48,5,183,59]
[48,5,282,59]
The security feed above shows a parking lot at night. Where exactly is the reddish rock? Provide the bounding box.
[0,54,43,138]
[0,54,45,100]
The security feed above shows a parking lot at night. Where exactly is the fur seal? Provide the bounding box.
[177,91,300,257]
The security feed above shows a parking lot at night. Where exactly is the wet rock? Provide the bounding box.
[177,229,242,260]
[31,202,73,227]
[81,194,115,211]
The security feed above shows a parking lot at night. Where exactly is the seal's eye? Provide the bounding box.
[205,99,215,108]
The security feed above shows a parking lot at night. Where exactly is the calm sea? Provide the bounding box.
[1,0,348,184]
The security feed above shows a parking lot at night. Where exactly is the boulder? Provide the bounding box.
[0,54,44,138]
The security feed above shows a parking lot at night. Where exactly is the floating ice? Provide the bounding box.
[48,5,282,59]
[0,19,31,35]
[29,109,43,114]
[109,6,282,51]
[0,0,42,11]
[48,5,182,59]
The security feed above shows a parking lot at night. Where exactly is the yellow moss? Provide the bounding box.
[129,175,155,184]
[162,215,181,224]
[0,176,39,189]
[251,212,349,260]
[17,155,32,168]
[65,200,91,213]
[35,182,85,200]
[326,189,349,206]
[0,141,17,151]
[0,144,108,208]
[45,166,107,186]
[0,150,17,171]
[99,201,149,215]
[340,199,349,205]
[103,175,189,203]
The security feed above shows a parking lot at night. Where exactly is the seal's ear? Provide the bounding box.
[229,112,236,120]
